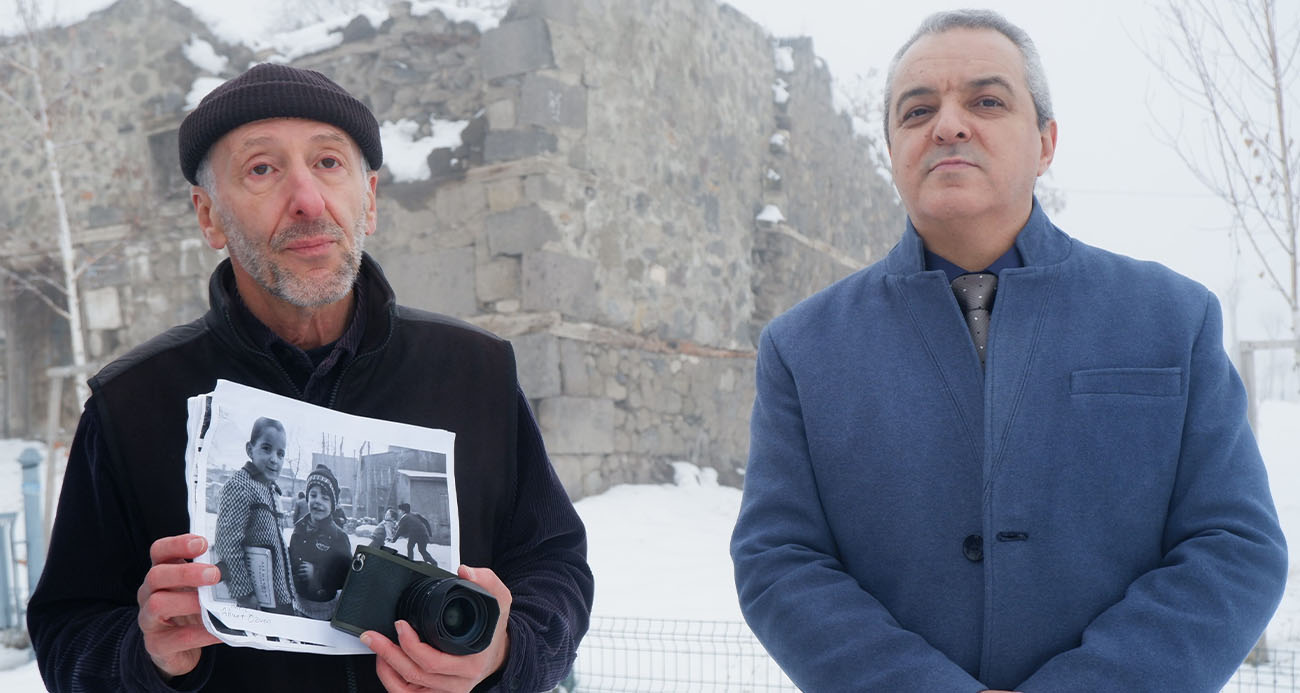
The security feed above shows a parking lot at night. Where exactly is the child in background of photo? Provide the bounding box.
[369,508,397,548]
[213,417,297,614]
[391,502,437,566]
[289,464,352,620]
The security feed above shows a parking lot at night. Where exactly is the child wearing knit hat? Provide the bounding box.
[288,464,352,620]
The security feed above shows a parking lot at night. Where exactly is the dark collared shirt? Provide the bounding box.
[230,280,367,405]
[924,244,1023,283]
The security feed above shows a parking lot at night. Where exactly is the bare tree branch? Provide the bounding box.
[0,264,72,320]
[1148,0,1298,319]
[0,84,41,130]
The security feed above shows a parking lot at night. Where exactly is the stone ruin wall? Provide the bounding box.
[0,0,904,498]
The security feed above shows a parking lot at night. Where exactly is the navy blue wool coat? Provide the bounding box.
[732,202,1287,692]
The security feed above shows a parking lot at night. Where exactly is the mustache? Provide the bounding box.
[271,219,347,251]
[924,145,981,170]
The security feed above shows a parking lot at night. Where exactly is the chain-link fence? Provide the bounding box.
[570,616,1300,693]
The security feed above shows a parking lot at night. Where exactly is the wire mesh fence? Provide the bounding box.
[1226,647,1300,692]
[571,616,796,692]
[570,616,1300,693]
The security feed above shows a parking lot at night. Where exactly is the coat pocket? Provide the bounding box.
[1069,367,1182,397]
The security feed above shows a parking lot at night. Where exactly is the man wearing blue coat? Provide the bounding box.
[731,9,1287,693]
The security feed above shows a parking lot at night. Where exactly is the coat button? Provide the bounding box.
[962,534,983,562]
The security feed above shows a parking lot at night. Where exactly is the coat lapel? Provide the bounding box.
[983,265,1061,484]
[891,271,986,467]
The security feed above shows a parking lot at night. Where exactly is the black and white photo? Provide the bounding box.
[186,380,458,654]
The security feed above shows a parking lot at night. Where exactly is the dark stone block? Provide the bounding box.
[487,204,558,256]
[519,74,586,129]
[484,129,558,163]
[481,18,553,80]
[339,15,377,44]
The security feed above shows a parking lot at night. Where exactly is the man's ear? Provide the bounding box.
[193,186,227,250]
[364,170,378,237]
[1037,120,1058,176]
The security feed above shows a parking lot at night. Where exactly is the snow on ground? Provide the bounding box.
[577,462,743,622]
[1257,400,1300,645]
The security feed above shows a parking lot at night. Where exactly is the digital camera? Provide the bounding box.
[331,545,499,655]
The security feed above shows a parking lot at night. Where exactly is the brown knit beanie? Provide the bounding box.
[178,63,382,185]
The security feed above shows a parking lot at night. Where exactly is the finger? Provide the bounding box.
[376,623,437,685]
[374,655,421,693]
[150,534,208,566]
[367,626,464,690]
[457,566,512,611]
[364,631,421,687]
[139,590,207,633]
[142,622,221,660]
[138,563,220,605]
[396,620,474,676]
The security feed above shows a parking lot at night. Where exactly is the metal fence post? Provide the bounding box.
[0,513,14,629]
[18,447,45,595]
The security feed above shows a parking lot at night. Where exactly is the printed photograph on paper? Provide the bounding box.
[185,380,458,654]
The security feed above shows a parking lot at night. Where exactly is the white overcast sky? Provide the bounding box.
[3,0,1296,347]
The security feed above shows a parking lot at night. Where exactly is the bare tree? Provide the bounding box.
[0,0,106,408]
[1148,0,1299,364]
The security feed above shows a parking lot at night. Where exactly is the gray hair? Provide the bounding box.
[882,9,1053,147]
[195,156,217,197]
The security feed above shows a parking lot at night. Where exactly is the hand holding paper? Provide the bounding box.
[135,534,222,680]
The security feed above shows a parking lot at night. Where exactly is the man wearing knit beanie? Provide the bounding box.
[29,62,593,693]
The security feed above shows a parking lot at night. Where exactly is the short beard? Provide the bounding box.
[217,205,368,309]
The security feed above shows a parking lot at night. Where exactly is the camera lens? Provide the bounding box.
[395,577,495,655]
[441,595,475,638]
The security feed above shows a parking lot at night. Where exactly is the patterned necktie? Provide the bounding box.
[951,273,998,368]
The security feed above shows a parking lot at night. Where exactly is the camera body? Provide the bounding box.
[331,545,499,655]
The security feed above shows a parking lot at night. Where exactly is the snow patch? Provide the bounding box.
[379,117,469,183]
[771,79,789,105]
[182,35,228,74]
[773,44,795,74]
[756,205,785,224]
[765,168,781,183]
[174,0,389,63]
[670,461,718,488]
[184,76,227,111]
[573,468,743,622]
[0,646,31,672]
[0,0,115,36]
[409,1,505,32]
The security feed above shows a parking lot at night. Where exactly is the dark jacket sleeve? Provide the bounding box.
[476,390,594,693]
[26,403,214,692]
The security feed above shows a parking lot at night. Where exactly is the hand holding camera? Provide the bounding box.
[332,546,512,691]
